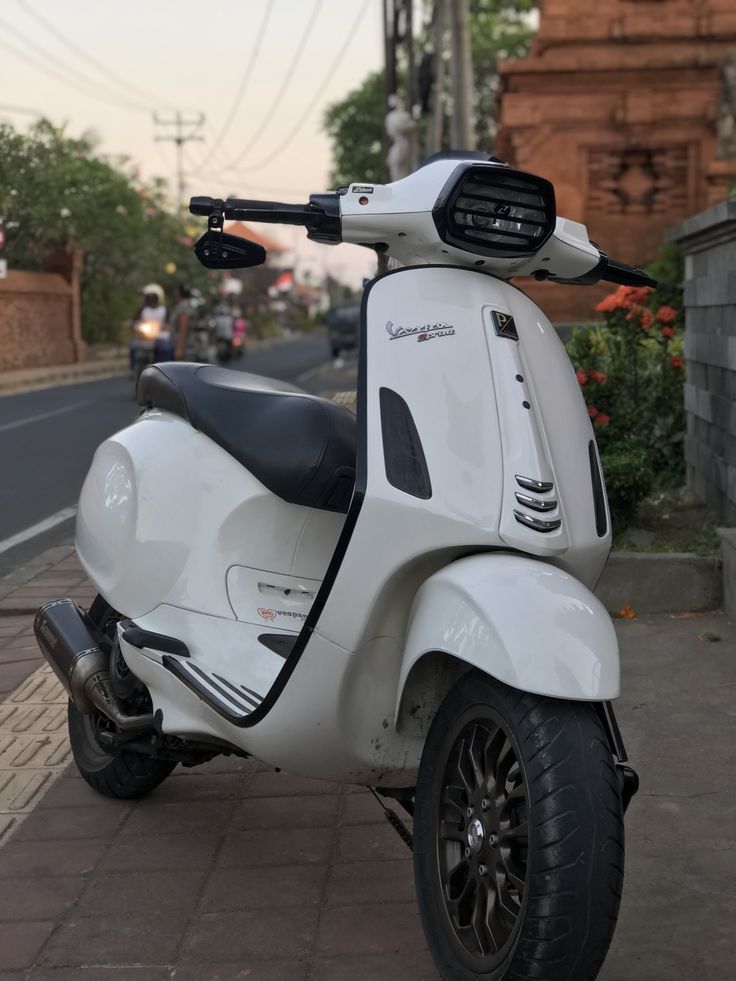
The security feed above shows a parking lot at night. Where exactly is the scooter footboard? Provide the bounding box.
[397,552,619,724]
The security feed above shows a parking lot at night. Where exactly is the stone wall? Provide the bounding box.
[0,252,84,373]
[669,199,736,524]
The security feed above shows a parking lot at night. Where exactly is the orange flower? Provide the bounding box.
[661,326,676,338]
[594,413,610,427]
[640,309,653,331]
[656,305,678,324]
[589,369,608,384]
[670,355,683,369]
[587,404,598,418]
[576,370,587,385]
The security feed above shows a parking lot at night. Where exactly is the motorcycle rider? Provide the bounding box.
[129,283,170,370]
[171,285,193,360]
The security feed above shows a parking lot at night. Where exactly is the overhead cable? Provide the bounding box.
[215,0,324,172]
[196,0,275,169]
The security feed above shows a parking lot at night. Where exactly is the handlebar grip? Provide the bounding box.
[601,257,657,290]
[189,196,221,216]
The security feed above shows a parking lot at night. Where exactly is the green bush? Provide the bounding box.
[567,273,685,529]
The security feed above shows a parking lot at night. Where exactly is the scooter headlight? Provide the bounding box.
[433,164,556,259]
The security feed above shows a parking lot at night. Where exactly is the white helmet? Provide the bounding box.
[142,283,165,305]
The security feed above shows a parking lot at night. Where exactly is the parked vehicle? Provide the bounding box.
[325,299,360,358]
[36,152,646,981]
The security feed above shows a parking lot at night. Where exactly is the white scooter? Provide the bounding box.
[35,151,646,981]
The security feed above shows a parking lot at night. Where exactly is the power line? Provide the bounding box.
[0,14,149,113]
[0,104,44,118]
[217,0,372,174]
[216,0,324,172]
[195,0,274,169]
[16,0,176,112]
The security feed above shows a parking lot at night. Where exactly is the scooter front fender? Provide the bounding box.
[397,553,619,720]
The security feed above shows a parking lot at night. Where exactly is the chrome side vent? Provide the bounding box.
[515,492,558,513]
[513,510,561,533]
[516,475,553,493]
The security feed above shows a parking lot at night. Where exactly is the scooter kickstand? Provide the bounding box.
[369,787,414,852]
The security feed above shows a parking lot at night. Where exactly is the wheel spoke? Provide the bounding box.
[440,820,466,844]
[499,848,526,895]
[471,879,490,956]
[443,783,467,815]
[467,724,486,790]
[499,817,528,844]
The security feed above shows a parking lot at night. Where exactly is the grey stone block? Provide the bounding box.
[595,553,722,614]
[718,528,736,616]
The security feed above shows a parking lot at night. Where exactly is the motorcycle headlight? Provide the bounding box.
[136,320,161,339]
[433,164,556,259]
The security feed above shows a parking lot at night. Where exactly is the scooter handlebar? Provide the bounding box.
[599,256,657,290]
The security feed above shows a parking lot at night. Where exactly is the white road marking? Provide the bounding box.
[0,507,77,556]
[0,400,91,434]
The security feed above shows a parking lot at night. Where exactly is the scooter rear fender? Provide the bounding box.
[397,552,619,726]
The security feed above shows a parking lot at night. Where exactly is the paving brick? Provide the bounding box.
[183,908,318,961]
[171,961,309,981]
[0,877,84,922]
[311,952,439,981]
[76,868,207,917]
[325,859,415,907]
[315,902,427,958]
[0,921,55,970]
[30,969,170,981]
[217,827,334,869]
[239,770,342,798]
[34,775,122,809]
[231,794,340,831]
[12,803,128,842]
[336,823,413,863]
[341,790,391,825]
[153,772,246,803]
[200,864,328,913]
[0,661,38,695]
[39,913,188,968]
[97,832,219,873]
[120,798,237,836]
[0,838,107,878]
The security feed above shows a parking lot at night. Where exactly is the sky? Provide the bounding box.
[0,0,384,287]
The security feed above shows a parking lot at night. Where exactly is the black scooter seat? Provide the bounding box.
[137,362,356,513]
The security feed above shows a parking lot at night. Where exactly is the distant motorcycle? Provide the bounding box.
[131,319,172,392]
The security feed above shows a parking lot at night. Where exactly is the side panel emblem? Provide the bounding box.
[491,310,519,341]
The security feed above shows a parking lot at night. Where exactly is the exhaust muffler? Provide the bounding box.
[34,598,153,731]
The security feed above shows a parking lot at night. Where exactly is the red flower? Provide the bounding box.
[589,369,608,384]
[640,309,653,331]
[594,413,610,428]
[661,326,676,338]
[587,404,598,418]
[656,305,678,325]
[576,370,587,385]
[596,284,653,313]
[670,355,683,369]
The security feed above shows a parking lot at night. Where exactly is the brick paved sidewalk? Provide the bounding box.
[0,547,735,979]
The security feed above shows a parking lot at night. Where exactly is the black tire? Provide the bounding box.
[414,671,624,981]
[68,701,176,799]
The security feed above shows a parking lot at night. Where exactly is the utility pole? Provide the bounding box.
[449,0,475,149]
[154,112,205,210]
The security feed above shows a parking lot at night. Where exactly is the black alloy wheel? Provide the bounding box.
[414,670,625,981]
[438,713,527,966]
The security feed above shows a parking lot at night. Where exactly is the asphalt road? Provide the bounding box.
[0,331,331,572]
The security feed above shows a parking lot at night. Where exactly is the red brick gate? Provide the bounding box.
[0,250,84,374]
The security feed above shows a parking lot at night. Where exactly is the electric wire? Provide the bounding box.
[0,18,149,114]
[16,0,176,112]
[195,0,274,169]
[206,0,372,175]
[215,0,324,172]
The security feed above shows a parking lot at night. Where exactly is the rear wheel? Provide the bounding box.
[414,671,624,981]
[68,701,176,799]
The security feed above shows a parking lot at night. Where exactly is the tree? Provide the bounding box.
[0,120,208,343]
[323,1,535,187]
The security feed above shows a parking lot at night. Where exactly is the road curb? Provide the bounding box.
[0,358,128,396]
[594,551,723,614]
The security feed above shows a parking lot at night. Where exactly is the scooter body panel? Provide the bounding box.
[398,552,620,712]
[76,265,616,786]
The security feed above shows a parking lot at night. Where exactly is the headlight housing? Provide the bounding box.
[433,163,556,259]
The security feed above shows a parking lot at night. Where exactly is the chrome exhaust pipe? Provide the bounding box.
[34,599,154,731]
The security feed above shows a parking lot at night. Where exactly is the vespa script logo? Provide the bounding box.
[385,320,456,343]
